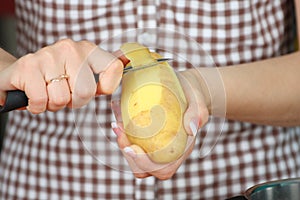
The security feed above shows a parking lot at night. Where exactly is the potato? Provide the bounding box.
[120,43,188,163]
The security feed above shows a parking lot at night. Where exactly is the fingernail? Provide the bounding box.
[123,147,136,158]
[111,121,122,137]
[111,121,118,129]
[190,120,198,136]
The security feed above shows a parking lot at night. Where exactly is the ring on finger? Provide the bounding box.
[46,74,69,85]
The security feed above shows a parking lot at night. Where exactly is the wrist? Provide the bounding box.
[180,67,226,117]
[188,68,212,113]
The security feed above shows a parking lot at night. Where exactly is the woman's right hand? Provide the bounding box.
[0,39,124,114]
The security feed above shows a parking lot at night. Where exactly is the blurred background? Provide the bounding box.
[0,0,16,55]
[0,0,16,152]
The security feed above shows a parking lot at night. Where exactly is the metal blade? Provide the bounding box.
[123,58,172,74]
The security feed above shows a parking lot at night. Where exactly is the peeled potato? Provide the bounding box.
[120,43,188,163]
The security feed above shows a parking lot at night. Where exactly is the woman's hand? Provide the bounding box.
[111,121,196,180]
[0,39,123,113]
[111,68,210,179]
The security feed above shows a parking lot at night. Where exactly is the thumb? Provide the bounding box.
[177,72,209,137]
[183,92,209,136]
[183,103,203,137]
[124,145,167,173]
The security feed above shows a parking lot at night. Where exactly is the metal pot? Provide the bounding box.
[228,178,300,200]
[244,178,300,200]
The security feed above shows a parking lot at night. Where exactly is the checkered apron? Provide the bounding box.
[1,0,299,199]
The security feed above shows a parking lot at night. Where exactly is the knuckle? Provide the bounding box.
[76,90,95,100]
[74,85,96,99]
[11,54,37,86]
[29,108,44,115]
[28,97,48,114]
[110,59,124,74]
[37,48,56,63]
[72,82,97,99]
[98,87,114,95]
[31,96,48,106]
[50,94,70,107]
[78,39,95,49]
[113,58,124,68]
[16,54,35,72]
[55,38,77,53]
[47,107,63,112]
[134,173,148,179]
[58,38,75,46]
[157,173,174,180]
[56,39,95,54]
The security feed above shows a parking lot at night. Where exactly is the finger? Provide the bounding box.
[113,50,130,66]
[25,71,48,113]
[112,123,195,180]
[88,47,123,94]
[125,145,170,173]
[122,146,150,178]
[184,103,202,136]
[111,122,130,148]
[96,59,123,94]
[0,55,48,113]
[177,72,208,136]
[42,39,98,109]
[129,135,196,180]
[47,79,71,111]
[112,120,184,178]
[68,61,97,108]
[33,47,71,111]
[183,136,196,159]
[111,99,122,122]
[15,54,49,113]
[88,47,122,73]
[111,122,150,177]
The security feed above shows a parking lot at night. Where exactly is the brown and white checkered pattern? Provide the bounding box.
[1,0,299,199]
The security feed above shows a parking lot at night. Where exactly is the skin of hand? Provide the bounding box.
[112,123,196,180]
[111,71,209,180]
[0,39,123,113]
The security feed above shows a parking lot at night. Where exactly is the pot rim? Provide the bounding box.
[244,177,300,198]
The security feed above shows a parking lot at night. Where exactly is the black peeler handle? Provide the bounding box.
[0,90,28,113]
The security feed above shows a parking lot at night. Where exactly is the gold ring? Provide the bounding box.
[47,74,69,85]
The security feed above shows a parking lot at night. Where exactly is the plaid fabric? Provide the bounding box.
[1,0,299,199]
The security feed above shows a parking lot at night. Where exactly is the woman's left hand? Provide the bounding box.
[110,68,210,179]
[111,120,196,180]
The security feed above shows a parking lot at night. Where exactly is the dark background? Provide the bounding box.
[0,0,16,153]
